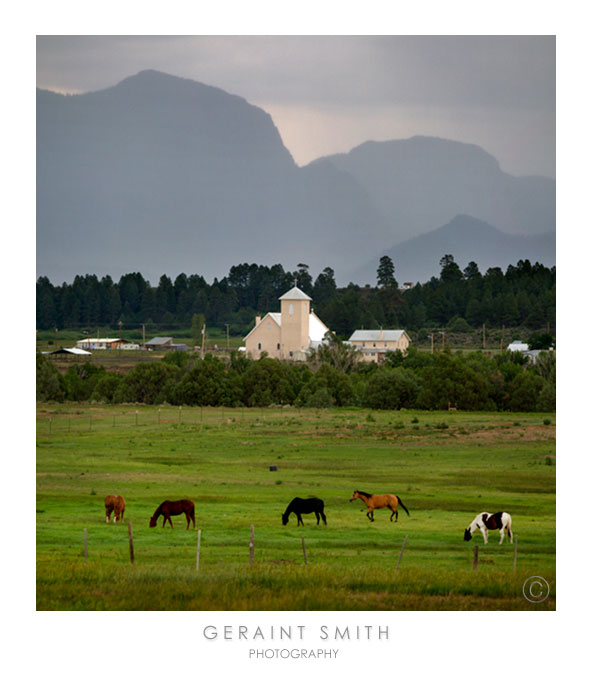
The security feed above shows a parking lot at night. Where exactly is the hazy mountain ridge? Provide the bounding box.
[37,70,555,285]
[355,215,555,285]
[313,136,555,243]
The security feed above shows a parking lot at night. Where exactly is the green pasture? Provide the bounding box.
[36,404,556,610]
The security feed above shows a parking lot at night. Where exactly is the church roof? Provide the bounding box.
[348,330,408,342]
[279,286,312,301]
[242,311,329,344]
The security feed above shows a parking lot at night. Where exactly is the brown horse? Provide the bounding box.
[104,494,125,523]
[349,490,409,522]
[149,499,195,529]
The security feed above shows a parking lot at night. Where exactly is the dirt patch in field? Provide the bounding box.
[458,425,555,444]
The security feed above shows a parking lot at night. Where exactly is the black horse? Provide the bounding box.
[282,497,327,526]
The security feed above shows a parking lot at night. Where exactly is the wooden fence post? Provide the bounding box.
[472,545,479,570]
[396,534,408,569]
[513,534,518,571]
[83,528,88,562]
[196,529,202,571]
[249,524,255,565]
[301,536,308,565]
[128,522,135,564]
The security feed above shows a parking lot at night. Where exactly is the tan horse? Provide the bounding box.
[349,490,409,522]
[104,494,126,523]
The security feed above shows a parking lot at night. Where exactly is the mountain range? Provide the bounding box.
[36,69,555,286]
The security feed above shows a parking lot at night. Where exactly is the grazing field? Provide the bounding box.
[36,404,556,610]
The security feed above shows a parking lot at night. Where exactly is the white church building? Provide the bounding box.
[243,286,330,361]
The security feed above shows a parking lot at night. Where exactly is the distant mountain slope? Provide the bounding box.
[355,215,556,285]
[37,71,555,286]
[313,136,555,243]
[37,70,383,283]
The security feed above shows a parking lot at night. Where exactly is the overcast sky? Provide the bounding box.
[36,35,555,177]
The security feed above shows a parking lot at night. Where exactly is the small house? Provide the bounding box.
[346,329,411,363]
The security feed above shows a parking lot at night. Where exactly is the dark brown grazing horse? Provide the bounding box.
[149,499,195,529]
[104,494,125,523]
[349,490,410,522]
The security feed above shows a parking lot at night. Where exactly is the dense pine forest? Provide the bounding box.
[36,255,555,339]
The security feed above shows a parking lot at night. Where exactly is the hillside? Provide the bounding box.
[37,71,555,286]
[355,215,555,285]
[315,136,555,243]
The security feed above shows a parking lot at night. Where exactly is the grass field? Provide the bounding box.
[36,404,555,610]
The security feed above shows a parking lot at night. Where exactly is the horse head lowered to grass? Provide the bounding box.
[149,499,195,529]
[464,511,512,544]
[104,494,125,523]
[282,497,327,526]
[349,490,409,522]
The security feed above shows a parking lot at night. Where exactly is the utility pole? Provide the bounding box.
[440,330,445,350]
[225,323,230,351]
[142,324,146,349]
[201,323,206,359]
[428,334,434,353]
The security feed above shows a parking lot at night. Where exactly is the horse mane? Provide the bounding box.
[356,490,372,498]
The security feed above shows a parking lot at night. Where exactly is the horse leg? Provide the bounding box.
[321,511,327,526]
[482,528,488,544]
[499,527,505,544]
[315,511,320,525]
[297,513,304,526]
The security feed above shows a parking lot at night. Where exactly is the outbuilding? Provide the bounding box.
[346,329,411,363]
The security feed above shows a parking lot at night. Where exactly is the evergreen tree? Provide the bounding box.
[377,256,397,288]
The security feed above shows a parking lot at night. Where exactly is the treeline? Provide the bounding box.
[36,256,555,338]
[37,345,556,412]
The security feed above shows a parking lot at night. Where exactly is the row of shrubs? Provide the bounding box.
[37,347,555,412]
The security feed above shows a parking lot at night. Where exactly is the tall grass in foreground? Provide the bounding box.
[37,560,555,611]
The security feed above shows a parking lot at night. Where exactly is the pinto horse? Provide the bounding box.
[282,497,327,526]
[464,512,512,544]
[349,490,409,522]
[104,494,125,523]
[149,499,195,529]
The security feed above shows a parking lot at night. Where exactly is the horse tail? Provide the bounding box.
[396,496,410,516]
